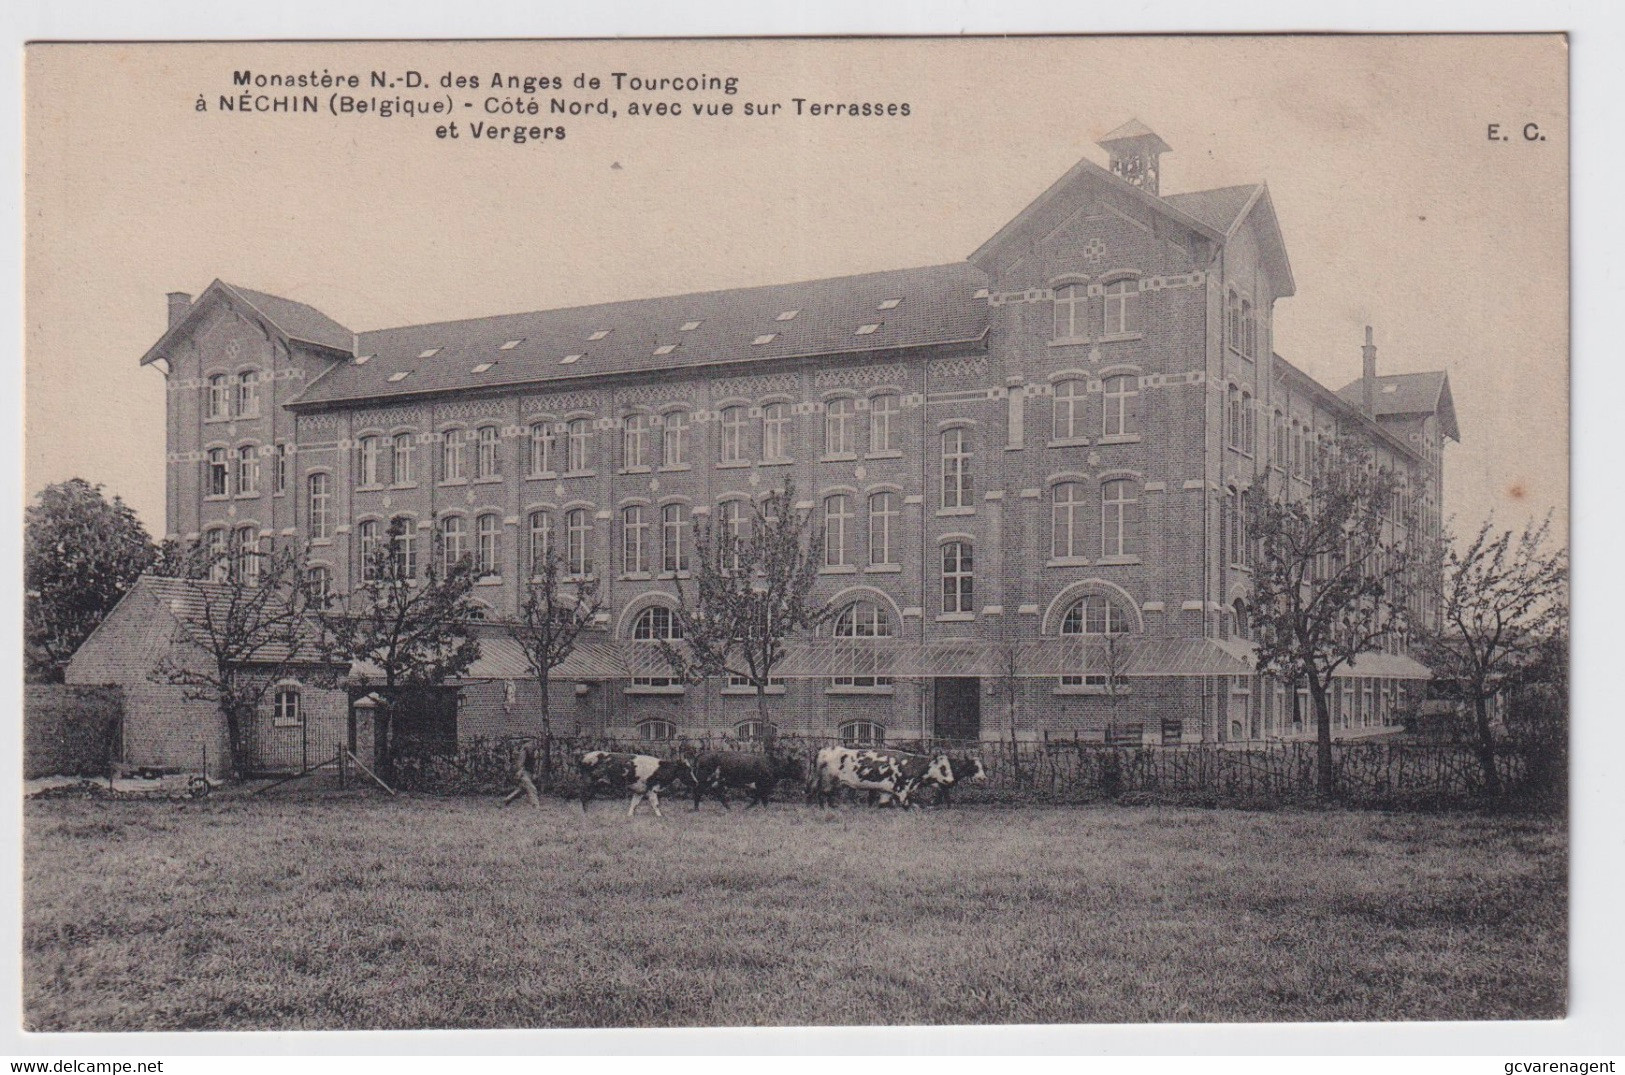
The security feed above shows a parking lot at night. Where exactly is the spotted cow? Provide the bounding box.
[689,751,806,810]
[810,746,953,809]
[577,750,691,817]
[921,753,988,807]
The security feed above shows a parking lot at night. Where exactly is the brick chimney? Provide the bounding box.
[166,292,192,328]
[1361,325,1378,418]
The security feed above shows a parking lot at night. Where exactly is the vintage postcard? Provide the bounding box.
[22,36,1568,1032]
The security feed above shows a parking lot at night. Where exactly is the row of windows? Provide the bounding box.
[203,443,291,499]
[1224,290,1262,360]
[632,718,885,747]
[1053,281,1141,340]
[205,370,261,420]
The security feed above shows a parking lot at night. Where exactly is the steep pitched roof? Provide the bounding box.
[1162,184,1263,235]
[292,262,989,408]
[1336,371,1460,442]
[136,575,338,666]
[140,279,356,366]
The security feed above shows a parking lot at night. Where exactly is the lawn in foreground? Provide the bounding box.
[23,793,1565,1030]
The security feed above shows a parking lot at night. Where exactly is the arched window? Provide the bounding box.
[233,525,260,584]
[761,403,789,461]
[868,491,898,566]
[1241,299,1256,359]
[273,686,302,727]
[660,503,686,573]
[527,510,553,575]
[204,527,229,582]
[637,719,677,742]
[358,519,381,580]
[733,720,775,744]
[1233,598,1250,640]
[206,447,230,497]
[823,494,852,567]
[1053,379,1085,441]
[662,411,688,467]
[391,516,417,579]
[391,432,415,485]
[1240,391,1255,455]
[719,405,746,463]
[1053,283,1088,340]
[440,515,467,573]
[236,444,260,496]
[567,507,592,575]
[307,473,331,539]
[839,720,885,748]
[832,601,892,688]
[476,426,501,480]
[941,428,972,509]
[1060,594,1130,636]
[527,421,554,477]
[1051,481,1086,559]
[1103,279,1138,335]
[476,513,501,577]
[1102,375,1138,437]
[1226,386,1242,451]
[869,393,898,454]
[622,504,648,575]
[235,370,260,417]
[1101,479,1139,558]
[566,419,591,472]
[632,605,682,640]
[358,435,383,486]
[1226,289,1241,352]
[825,398,855,457]
[623,413,648,469]
[941,541,973,614]
[440,429,466,482]
[206,374,230,420]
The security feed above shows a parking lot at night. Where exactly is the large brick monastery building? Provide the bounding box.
[80,121,1458,768]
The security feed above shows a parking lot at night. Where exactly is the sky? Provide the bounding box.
[24,36,1568,543]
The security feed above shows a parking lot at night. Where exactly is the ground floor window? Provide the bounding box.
[273,687,302,727]
[839,720,885,747]
[637,719,677,742]
[734,720,775,743]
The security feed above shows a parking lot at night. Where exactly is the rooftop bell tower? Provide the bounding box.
[1098,119,1172,196]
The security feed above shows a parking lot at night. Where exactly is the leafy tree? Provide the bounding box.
[662,483,833,739]
[149,541,324,778]
[318,518,482,772]
[508,545,602,797]
[25,479,157,681]
[1247,449,1413,800]
[1415,515,1568,796]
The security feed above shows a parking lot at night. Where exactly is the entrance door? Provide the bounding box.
[934,677,981,742]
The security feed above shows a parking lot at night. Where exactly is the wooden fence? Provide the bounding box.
[390,733,1532,809]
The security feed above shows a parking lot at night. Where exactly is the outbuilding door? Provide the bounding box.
[933,677,981,741]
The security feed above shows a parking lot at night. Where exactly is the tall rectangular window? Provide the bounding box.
[440,516,467,573]
[662,412,688,467]
[721,499,744,574]
[1102,479,1139,558]
[206,448,229,497]
[236,445,260,496]
[661,503,687,573]
[476,426,501,479]
[527,422,554,477]
[1053,284,1088,340]
[823,494,852,567]
[476,513,501,577]
[567,508,591,575]
[392,433,415,485]
[1103,280,1138,335]
[762,403,789,461]
[307,473,331,539]
[868,491,898,566]
[441,430,465,482]
[234,525,260,584]
[622,505,648,575]
[719,406,745,463]
[358,519,382,580]
[527,510,552,575]
[392,518,417,579]
[204,528,229,582]
[1053,380,1085,440]
[358,435,382,486]
[869,393,898,454]
[273,443,288,495]
[825,398,855,457]
[942,541,973,614]
[1103,375,1139,437]
[941,428,972,509]
[1051,481,1085,559]
[567,419,590,472]
[206,375,230,420]
[623,413,648,469]
[235,370,260,417]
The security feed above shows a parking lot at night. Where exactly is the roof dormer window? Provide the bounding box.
[418,348,440,358]
[679,320,702,332]
[775,310,799,322]
[561,353,582,365]
[500,339,524,350]
[388,371,412,382]
[471,362,495,373]
[855,323,881,336]
[877,298,901,310]
[653,344,677,356]
[588,330,611,341]
[752,334,777,346]
[355,354,373,365]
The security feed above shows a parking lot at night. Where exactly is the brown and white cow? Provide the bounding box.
[810,746,953,809]
[921,753,988,807]
[577,750,691,817]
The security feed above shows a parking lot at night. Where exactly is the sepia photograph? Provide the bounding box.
[20,35,1570,1034]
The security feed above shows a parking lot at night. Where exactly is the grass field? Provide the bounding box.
[23,792,1565,1030]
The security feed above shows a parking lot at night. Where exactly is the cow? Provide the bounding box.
[689,751,806,810]
[810,746,953,809]
[577,750,692,817]
[920,753,988,807]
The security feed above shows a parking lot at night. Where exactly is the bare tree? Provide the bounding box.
[507,546,602,801]
[661,483,833,739]
[149,541,322,779]
[1247,448,1413,799]
[319,518,482,773]
[1415,514,1568,795]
